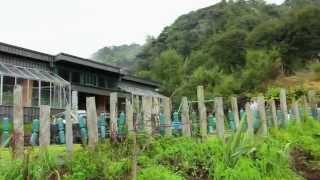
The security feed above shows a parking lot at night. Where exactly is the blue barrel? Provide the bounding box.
[79,115,88,144]
[118,112,126,136]
[57,118,65,144]
[208,114,216,133]
[1,117,10,146]
[98,113,107,138]
[30,119,40,145]
[228,110,235,131]
[159,112,165,135]
[172,111,181,135]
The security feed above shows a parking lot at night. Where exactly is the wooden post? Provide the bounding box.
[245,102,254,136]
[257,96,267,136]
[280,89,288,126]
[197,86,207,138]
[231,96,240,129]
[86,97,98,149]
[39,105,50,148]
[110,92,118,135]
[269,99,278,128]
[163,97,172,136]
[13,85,24,159]
[65,104,73,155]
[0,75,3,105]
[142,96,152,134]
[126,97,134,136]
[308,90,317,118]
[215,97,224,141]
[181,97,191,137]
[152,97,160,130]
[292,100,301,123]
[302,95,310,117]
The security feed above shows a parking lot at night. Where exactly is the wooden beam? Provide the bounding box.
[197,86,207,138]
[292,100,301,123]
[142,96,152,134]
[231,96,240,129]
[86,97,98,149]
[280,89,288,126]
[163,97,172,136]
[110,92,118,136]
[245,102,254,136]
[215,97,224,141]
[40,105,50,148]
[126,97,134,136]
[269,99,278,128]
[13,85,24,159]
[257,96,267,136]
[65,104,73,155]
[181,96,191,137]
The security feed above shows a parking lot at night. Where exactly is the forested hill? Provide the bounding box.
[134,0,320,100]
[92,44,142,72]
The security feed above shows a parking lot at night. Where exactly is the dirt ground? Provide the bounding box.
[291,148,320,180]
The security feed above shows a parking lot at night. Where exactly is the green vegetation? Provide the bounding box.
[1,118,320,179]
[95,0,320,103]
[92,44,142,72]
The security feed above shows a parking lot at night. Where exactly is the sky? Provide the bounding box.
[0,0,284,58]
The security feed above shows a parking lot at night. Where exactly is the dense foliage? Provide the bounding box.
[1,117,320,179]
[92,44,142,72]
[132,0,320,101]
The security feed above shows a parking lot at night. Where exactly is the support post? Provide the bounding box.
[49,83,52,107]
[245,102,254,136]
[142,96,152,134]
[197,86,207,138]
[163,97,172,136]
[308,90,317,118]
[126,97,134,136]
[231,96,240,129]
[257,96,267,136]
[292,100,301,123]
[86,97,98,149]
[39,105,50,148]
[110,92,118,136]
[0,75,3,105]
[280,89,288,126]
[13,85,24,159]
[181,96,191,137]
[65,104,73,155]
[269,99,278,128]
[38,80,41,106]
[215,97,224,141]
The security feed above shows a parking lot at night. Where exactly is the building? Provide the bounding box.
[0,42,163,121]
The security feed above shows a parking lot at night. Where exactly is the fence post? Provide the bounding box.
[181,97,191,137]
[39,105,50,148]
[110,92,118,136]
[269,99,278,128]
[257,96,267,136]
[65,104,73,155]
[13,85,24,159]
[280,89,288,126]
[142,96,152,134]
[197,86,207,138]
[163,97,172,136]
[292,100,301,123]
[215,97,224,141]
[245,102,254,136]
[231,96,240,129]
[126,97,134,136]
[86,97,98,149]
[308,90,317,118]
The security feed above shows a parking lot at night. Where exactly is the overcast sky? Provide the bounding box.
[0,0,284,58]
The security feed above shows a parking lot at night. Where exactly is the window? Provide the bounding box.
[80,72,98,87]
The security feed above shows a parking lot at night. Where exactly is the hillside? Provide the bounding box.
[133,0,320,101]
[92,44,142,72]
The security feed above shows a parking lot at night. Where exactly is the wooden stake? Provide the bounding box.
[280,89,288,126]
[13,85,24,159]
[231,96,240,129]
[142,96,152,134]
[110,92,118,136]
[181,97,191,137]
[257,96,267,136]
[197,86,207,138]
[215,97,224,141]
[86,97,98,149]
[163,97,172,136]
[65,104,73,155]
[269,99,278,128]
[126,97,134,136]
[308,90,317,118]
[40,105,50,148]
[292,100,301,123]
[245,102,254,136]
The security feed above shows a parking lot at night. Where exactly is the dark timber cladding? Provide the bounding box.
[0,41,161,117]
